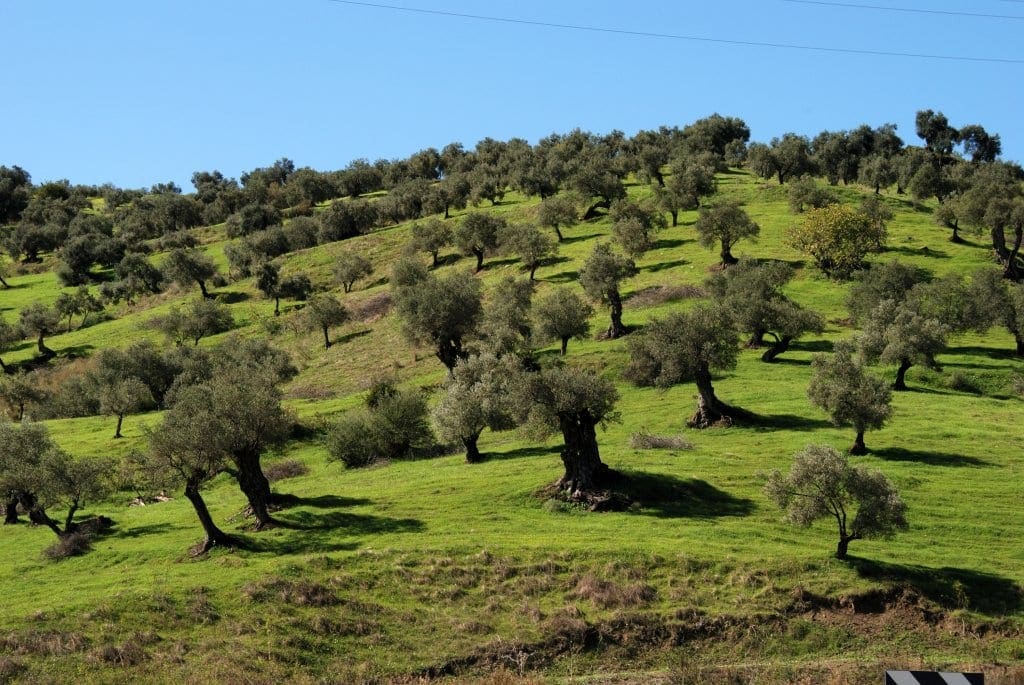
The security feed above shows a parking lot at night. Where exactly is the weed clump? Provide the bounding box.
[42,532,92,560]
[263,458,309,482]
[629,430,694,450]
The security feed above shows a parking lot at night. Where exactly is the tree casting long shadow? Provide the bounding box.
[872,446,991,467]
[850,557,1024,614]
[615,470,755,519]
[748,412,833,432]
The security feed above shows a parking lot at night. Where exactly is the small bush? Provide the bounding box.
[95,639,147,666]
[626,284,704,308]
[629,430,694,450]
[327,386,435,468]
[43,532,92,560]
[352,291,392,322]
[327,412,380,468]
[945,371,984,395]
[264,458,309,482]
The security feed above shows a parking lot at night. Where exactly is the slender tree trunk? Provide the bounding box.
[1015,330,1024,357]
[16,402,24,422]
[720,245,737,266]
[556,411,609,496]
[183,479,234,554]
[64,502,79,533]
[36,332,54,357]
[0,358,6,373]
[234,450,274,530]
[323,326,332,349]
[463,432,482,464]
[553,226,564,242]
[689,366,737,428]
[444,205,451,220]
[474,250,484,273]
[0,274,8,288]
[1006,226,1023,280]
[560,336,569,356]
[28,504,62,537]
[529,264,538,281]
[4,496,19,524]
[436,337,464,372]
[670,210,678,227]
[654,171,665,188]
[198,280,211,298]
[114,413,124,439]
[430,251,439,268]
[606,289,627,339]
[836,535,852,560]
[761,337,792,362]
[850,429,867,455]
[274,297,280,316]
[893,359,912,390]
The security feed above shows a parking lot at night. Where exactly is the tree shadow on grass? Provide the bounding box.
[244,503,424,555]
[884,245,950,259]
[112,522,182,539]
[274,510,424,535]
[944,345,1019,361]
[616,470,755,519]
[849,557,1024,614]
[272,493,372,509]
[871,446,991,467]
[748,413,833,432]
[481,257,520,271]
[644,258,689,273]
[561,233,601,245]
[652,238,690,250]
[485,445,561,462]
[545,270,580,284]
[215,291,250,304]
[335,328,372,345]
[789,339,834,353]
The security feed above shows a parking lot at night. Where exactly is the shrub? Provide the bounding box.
[628,431,694,450]
[263,459,310,482]
[326,386,434,468]
[43,532,93,560]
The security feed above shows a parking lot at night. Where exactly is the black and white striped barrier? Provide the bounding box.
[885,672,983,685]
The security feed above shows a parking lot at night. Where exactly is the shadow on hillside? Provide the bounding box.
[249,507,424,555]
[273,494,372,509]
[748,413,833,432]
[617,470,755,519]
[482,257,520,271]
[884,245,950,259]
[216,291,250,304]
[849,557,1024,614]
[772,357,811,367]
[789,339,834,353]
[945,345,1018,361]
[942,359,1016,371]
[645,258,688,273]
[113,522,183,539]
[872,446,991,468]
[546,270,580,284]
[652,238,690,250]
[485,445,561,462]
[59,344,96,359]
[561,233,601,245]
[335,328,372,345]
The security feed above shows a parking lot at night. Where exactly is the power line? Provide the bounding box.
[324,0,1024,64]
[779,0,1024,20]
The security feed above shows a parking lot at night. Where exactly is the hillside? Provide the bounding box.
[1,163,1023,684]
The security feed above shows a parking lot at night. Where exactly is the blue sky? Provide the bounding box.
[2,0,1021,189]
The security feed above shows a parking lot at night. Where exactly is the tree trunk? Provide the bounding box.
[463,432,482,464]
[1006,226,1023,281]
[761,336,792,363]
[234,449,274,530]
[1015,331,1024,357]
[198,279,211,298]
[606,289,627,339]
[560,336,569,356]
[444,205,451,220]
[64,501,79,533]
[689,366,737,428]
[720,245,737,266]
[0,358,6,373]
[474,250,484,273]
[114,413,124,439]
[553,226,564,242]
[0,274,8,288]
[16,401,24,422]
[27,504,62,537]
[556,411,609,496]
[323,326,332,349]
[36,332,54,357]
[183,479,235,554]
[653,171,665,188]
[430,251,439,268]
[836,535,851,560]
[893,359,912,390]
[529,264,538,281]
[436,336,464,372]
[747,330,766,348]
[670,210,678,227]
[950,224,962,243]
[850,429,867,455]
[4,496,19,524]
[274,297,280,316]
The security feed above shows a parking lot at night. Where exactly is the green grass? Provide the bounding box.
[0,170,1022,683]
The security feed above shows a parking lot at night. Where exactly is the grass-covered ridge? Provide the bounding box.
[1,166,1023,683]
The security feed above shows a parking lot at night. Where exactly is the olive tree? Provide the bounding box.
[99,377,154,439]
[706,259,823,362]
[0,317,19,372]
[0,371,47,421]
[807,341,892,455]
[478,276,533,357]
[18,302,60,357]
[432,353,519,462]
[333,252,373,293]
[502,223,557,280]
[858,300,948,390]
[393,269,483,371]
[304,294,350,349]
[455,211,506,272]
[410,217,453,267]
[536,195,578,242]
[695,202,760,266]
[579,243,637,339]
[610,200,668,258]
[624,305,742,428]
[533,288,594,356]
[152,298,233,346]
[162,248,218,298]
[766,444,908,560]
[514,365,619,499]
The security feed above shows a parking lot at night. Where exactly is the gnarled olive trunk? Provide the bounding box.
[556,411,610,496]
[436,336,465,373]
[560,336,570,356]
[688,366,736,428]
[234,449,273,530]
[606,289,627,339]
[761,336,793,363]
[553,225,564,242]
[183,478,235,554]
[670,210,679,227]
[893,359,912,391]
[836,534,858,560]
[64,501,80,533]
[322,325,332,349]
[720,244,738,266]
[474,250,485,273]
[463,432,482,464]
[37,331,54,358]
[114,413,124,439]
[4,496,19,524]
[198,279,211,298]
[850,428,867,455]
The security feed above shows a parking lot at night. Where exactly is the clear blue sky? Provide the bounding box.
[2,0,1021,189]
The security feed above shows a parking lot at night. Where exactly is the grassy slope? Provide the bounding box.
[0,171,1022,683]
